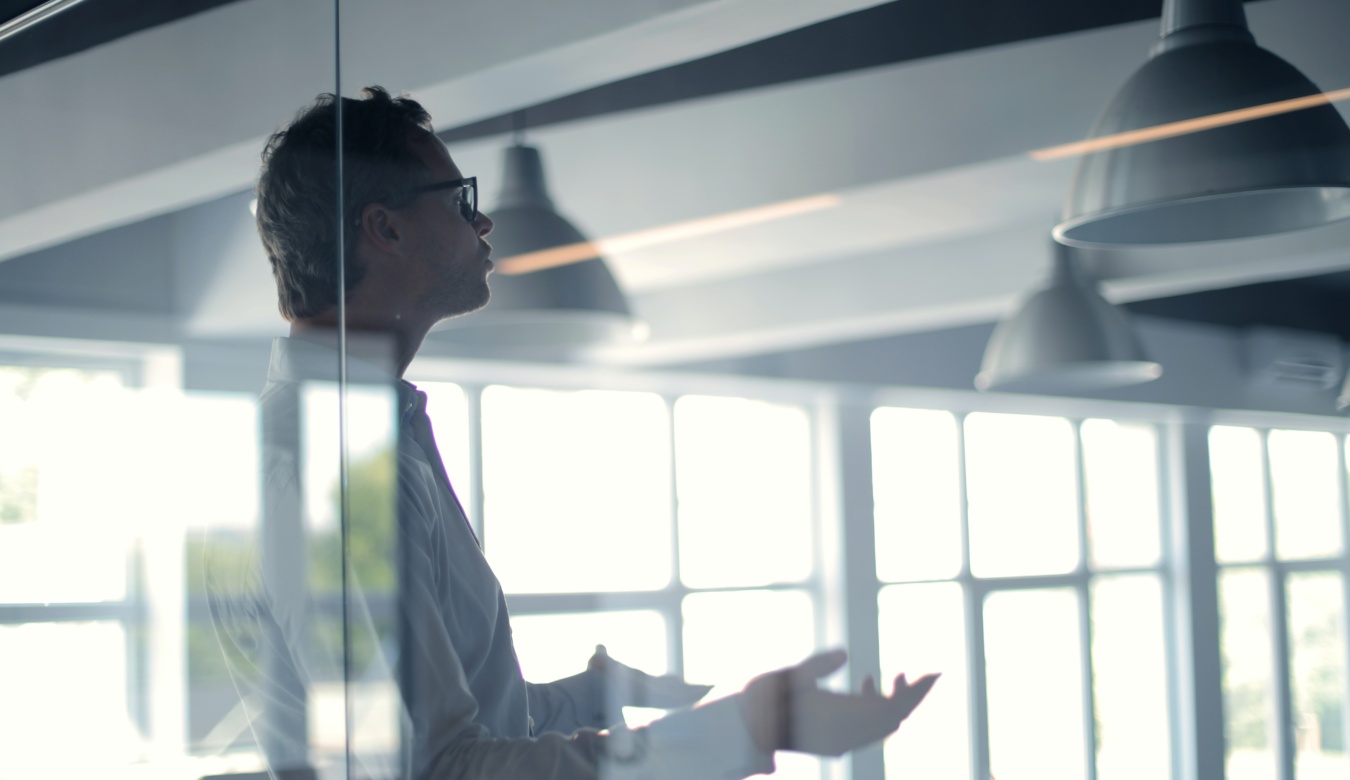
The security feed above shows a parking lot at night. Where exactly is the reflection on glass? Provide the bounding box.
[1210,426,1268,563]
[965,413,1078,578]
[420,381,472,519]
[1092,575,1171,780]
[1220,568,1276,780]
[1286,572,1348,778]
[682,589,820,780]
[871,408,962,582]
[0,366,130,603]
[512,610,669,727]
[482,386,671,593]
[984,588,1085,780]
[1081,419,1162,569]
[180,392,261,751]
[1268,430,1343,560]
[878,582,969,780]
[675,395,813,589]
[306,613,401,766]
[303,383,398,536]
[4,0,341,773]
[0,622,132,776]
[302,383,399,594]
[267,379,399,774]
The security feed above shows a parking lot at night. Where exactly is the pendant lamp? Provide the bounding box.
[432,143,642,349]
[1055,0,1350,247]
[976,241,1162,393]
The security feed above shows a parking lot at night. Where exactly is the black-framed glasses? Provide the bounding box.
[411,176,477,223]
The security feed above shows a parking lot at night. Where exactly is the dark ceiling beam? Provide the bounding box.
[0,0,246,78]
[441,0,1268,143]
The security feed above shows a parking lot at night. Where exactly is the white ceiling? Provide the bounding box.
[2,0,1349,367]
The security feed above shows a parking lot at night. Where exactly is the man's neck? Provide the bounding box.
[289,319,424,379]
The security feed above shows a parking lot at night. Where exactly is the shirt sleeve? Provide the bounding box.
[424,696,774,780]
[526,672,605,734]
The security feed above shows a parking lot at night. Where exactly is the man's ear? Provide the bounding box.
[358,203,403,254]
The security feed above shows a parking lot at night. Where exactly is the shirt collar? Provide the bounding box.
[267,335,422,420]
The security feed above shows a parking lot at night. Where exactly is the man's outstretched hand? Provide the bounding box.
[737,649,939,756]
[588,644,713,711]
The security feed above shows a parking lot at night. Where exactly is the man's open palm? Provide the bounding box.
[738,649,939,756]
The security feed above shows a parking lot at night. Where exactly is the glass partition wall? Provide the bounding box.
[6,1,1350,780]
[0,0,353,777]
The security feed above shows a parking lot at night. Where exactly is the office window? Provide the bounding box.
[964,412,1079,578]
[674,395,814,589]
[0,622,134,773]
[877,581,969,779]
[481,385,672,594]
[1210,426,1349,780]
[872,409,1171,780]
[675,395,821,780]
[0,365,142,776]
[512,610,670,681]
[476,385,826,779]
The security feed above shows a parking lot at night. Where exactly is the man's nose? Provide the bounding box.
[476,210,494,237]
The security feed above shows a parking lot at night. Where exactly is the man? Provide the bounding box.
[232,86,936,780]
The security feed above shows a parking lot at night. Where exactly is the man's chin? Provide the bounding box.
[440,288,492,322]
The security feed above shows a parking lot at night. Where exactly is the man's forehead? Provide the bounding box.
[411,134,460,178]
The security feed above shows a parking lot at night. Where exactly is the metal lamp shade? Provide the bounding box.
[1055,0,1350,247]
[976,246,1161,393]
[432,144,641,349]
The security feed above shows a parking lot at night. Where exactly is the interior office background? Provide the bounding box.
[2,0,1350,779]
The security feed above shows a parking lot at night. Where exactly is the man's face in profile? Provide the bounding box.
[388,134,495,323]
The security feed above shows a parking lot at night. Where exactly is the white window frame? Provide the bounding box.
[1209,422,1350,780]
[0,343,186,760]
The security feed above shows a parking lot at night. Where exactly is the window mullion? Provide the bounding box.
[1072,420,1099,780]
[664,393,686,680]
[1157,419,1184,780]
[1167,421,1225,780]
[1258,429,1297,780]
[1267,564,1296,780]
[956,412,991,780]
[829,402,883,780]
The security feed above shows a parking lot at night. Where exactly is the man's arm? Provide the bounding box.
[525,646,712,735]
[397,455,936,779]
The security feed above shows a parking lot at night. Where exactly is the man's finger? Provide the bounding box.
[588,644,612,671]
[890,673,940,713]
[789,649,848,688]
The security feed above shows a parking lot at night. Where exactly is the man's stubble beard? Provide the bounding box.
[428,274,492,325]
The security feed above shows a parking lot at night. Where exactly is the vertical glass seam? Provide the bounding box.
[331,4,355,777]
